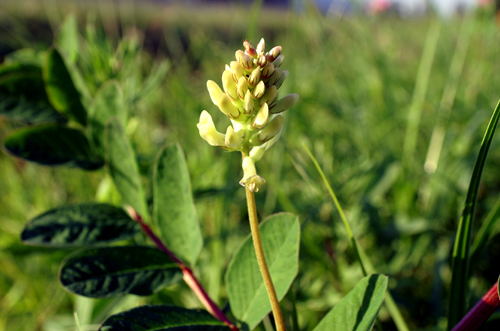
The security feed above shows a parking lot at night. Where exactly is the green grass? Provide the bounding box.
[2,1,500,330]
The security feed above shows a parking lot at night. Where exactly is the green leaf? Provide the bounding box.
[21,203,139,247]
[59,246,182,298]
[55,14,79,63]
[448,100,500,329]
[99,305,231,331]
[4,124,103,170]
[225,213,300,330]
[89,80,126,157]
[43,47,87,125]
[313,274,388,331]
[0,63,67,124]
[153,144,202,266]
[105,117,148,218]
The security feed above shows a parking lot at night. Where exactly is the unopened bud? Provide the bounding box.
[243,40,257,57]
[275,70,289,89]
[243,90,254,114]
[253,81,266,99]
[207,80,223,106]
[252,103,269,129]
[237,77,248,100]
[248,67,261,88]
[267,67,282,86]
[250,146,265,162]
[259,85,278,107]
[270,93,299,114]
[225,125,245,149]
[258,115,284,142]
[257,55,267,67]
[256,38,265,54]
[273,55,284,68]
[261,63,275,79]
[230,61,244,82]
[240,53,254,70]
[268,46,282,62]
[218,93,240,118]
[222,70,238,100]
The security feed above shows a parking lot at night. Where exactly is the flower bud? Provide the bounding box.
[259,85,278,107]
[250,146,266,162]
[270,93,299,114]
[240,53,254,70]
[218,93,240,118]
[248,67,261,88]
[268,46,282,62]
[237,76,248,100]
[267,67,282,86]
[257,55,267,67]
[273,54,284,68]
[197,111,226,146]
[275,70,289,89]
[258,115,284,142]
[243,40,257,57]
[222,70,238,100]
[243,90,254,114]
[256,38,265,55]
[252,103,269,129]
[261,62,275,79]
[207,80,223,106]
[225,125,245,149]
[230,61,244,82]
[253,81,266,99]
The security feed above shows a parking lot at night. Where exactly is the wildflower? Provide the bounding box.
[197,38,299,192]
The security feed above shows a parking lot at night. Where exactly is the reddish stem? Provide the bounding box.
[127,207,239,331]
[451,282,500,331]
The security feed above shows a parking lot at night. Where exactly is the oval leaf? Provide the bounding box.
[59,246,182,298]
[21,203,139,247]
[105,117,148,218]
[99,305,231,331]
[55,14,79,64]
[225,213,300,330]
[43,47,87,125]
[89,80,126,157]
[4,124,103,170]
[313,274,388,331]
[153,143,203,267]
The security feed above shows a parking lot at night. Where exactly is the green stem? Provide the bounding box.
[245,185,286,331]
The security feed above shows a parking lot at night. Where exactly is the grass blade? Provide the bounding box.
[448,100,500,329]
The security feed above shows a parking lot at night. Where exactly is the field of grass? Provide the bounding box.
[2,1,500,330]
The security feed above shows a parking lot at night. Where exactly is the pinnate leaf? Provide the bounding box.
[153,144,203,267]
[226,213,300,330]
[59,246,182,298]
[99,305,231,331]
[21,203,139,247]
[313,274,388,331]
[4,124,103,169]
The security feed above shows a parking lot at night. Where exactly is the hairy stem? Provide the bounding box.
[245,186,286,331]
[450,282,500,331]
[127,207,238,331]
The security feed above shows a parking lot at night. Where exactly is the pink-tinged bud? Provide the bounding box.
[252,103,269,129]
[218,93,240,118]
[222,70,238,100]
[197,111,226,146]
[248,67,261,88]
[206,80,223,106]
[270,93,299,114]
[259,85,277,107]
[273,54,284,68]
[267,67,282,86]
[230,61,244,82]
[268,46,282,62]
[253,81,266,99]
[237,76,248,100]
[225,125,245,149]
[261,62,275,79]
[257,55,267,67]
[243,90,254,114]
[243,40,257,57]
[275,70,289,89]
[256,38,265,54]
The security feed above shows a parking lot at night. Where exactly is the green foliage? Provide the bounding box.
[59,246,182,298]
[313,274,388,331]
[4,124,103,169]
[99,305,231,331]
[21,203,139,247]
[153,144,203,267]
[43,47,87,126]
[226,213,300,330]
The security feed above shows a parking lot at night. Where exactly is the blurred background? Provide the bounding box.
[2,0,500,330]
